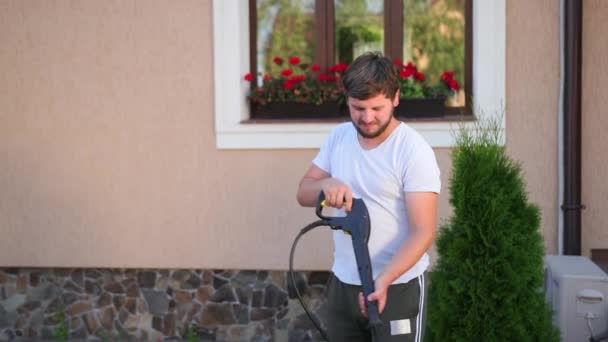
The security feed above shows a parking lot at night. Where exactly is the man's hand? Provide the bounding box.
[358,277,390,318]
[321,178,353,212]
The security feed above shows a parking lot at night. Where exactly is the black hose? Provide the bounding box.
[289,220,380,342]
[289,220,331,342]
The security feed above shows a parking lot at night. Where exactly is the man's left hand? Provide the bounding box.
[358,278,390,318]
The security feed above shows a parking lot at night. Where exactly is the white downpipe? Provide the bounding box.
[557,0,565,255]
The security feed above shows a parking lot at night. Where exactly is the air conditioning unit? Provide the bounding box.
[545,255,608,342]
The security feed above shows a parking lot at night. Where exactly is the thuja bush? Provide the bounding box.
[425,117,559,342]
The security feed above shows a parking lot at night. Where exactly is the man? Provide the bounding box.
[296,52,440,342]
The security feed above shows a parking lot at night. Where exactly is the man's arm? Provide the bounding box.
[296,164,353,211]
[362,192,438,314]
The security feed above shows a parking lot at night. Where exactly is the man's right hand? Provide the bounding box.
[321,178,353,212]
[297,164,353,212]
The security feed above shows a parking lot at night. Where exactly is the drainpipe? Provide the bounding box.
[557,0,565,255]
[562,0,584,255]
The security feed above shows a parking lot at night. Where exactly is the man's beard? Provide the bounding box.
[351,107,394,139]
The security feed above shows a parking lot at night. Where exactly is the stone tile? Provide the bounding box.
[16,275,27,294]
[210,284,236,303]
[96,292,112,308]
[195,286,213,304]
[141,289,168,316]
[264,283,287,308]
[68,301,91,316]
[163,313,176,337]
[98,307,115,331]
[175,290,192,305]
[199,303,235,326]
[103,281,125,294]
[83,312,99,334]
[137,271,156,289]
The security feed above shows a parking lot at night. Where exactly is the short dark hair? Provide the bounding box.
[342,52,400,100]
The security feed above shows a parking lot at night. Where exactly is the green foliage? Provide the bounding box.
[337,24,382,63]
[257,0,315,76]
[52,311,69,341]
[425,116,560,342]
[404,0,465,89]
[399,77,426,98]
[184,323,200,342]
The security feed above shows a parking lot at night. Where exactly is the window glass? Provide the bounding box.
[256,0,316,80]
[403,0,466,106]
[335,0,384,64]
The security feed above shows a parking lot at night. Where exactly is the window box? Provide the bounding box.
[395,97,447,119]
[250,101,347,119]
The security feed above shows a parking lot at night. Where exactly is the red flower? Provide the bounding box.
[441,71,455,82]
[414,72,425,81]
[393,59,403,67]
[243,55,347,106]
[448,79,460,91]
[289,74,305,82]
[244,73,253,82]
[334,63,349,73]
[404,62,417,73]
[400,69,413,78]
[288,56,300,65]
[283,80,296,89]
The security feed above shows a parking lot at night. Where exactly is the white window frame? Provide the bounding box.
[213,0,505,149]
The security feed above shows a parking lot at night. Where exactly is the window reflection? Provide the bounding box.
[403,0,466,107]
[335,0,384,64]
[256,0,316,81]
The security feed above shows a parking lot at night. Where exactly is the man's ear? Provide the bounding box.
[393,89,400,107]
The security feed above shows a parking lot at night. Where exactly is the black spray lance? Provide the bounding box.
[289,192,383,341]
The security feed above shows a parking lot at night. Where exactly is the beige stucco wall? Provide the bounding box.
[0,0,451,269]
[506,0,560,255]
[4,0,600,269]
[582,0,608,257]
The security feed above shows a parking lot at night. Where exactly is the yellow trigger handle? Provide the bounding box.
[319,199,350,235]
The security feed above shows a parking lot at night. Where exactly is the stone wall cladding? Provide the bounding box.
[0,269,330,341]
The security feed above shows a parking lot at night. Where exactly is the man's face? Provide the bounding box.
[348,92,399,140]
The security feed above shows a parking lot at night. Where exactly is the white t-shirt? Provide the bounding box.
[313,122,441,285]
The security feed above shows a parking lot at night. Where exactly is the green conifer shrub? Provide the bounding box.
[425,117,560,342]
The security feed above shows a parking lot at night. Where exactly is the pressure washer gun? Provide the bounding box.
[316,192,383,330]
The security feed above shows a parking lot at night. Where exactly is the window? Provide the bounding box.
[248,0,472,119]
[212,0,505,149]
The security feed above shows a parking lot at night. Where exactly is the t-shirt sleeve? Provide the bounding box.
[402,141,441,193]
[312,129,333,174]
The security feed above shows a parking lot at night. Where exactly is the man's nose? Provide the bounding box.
[360,110,374,122]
